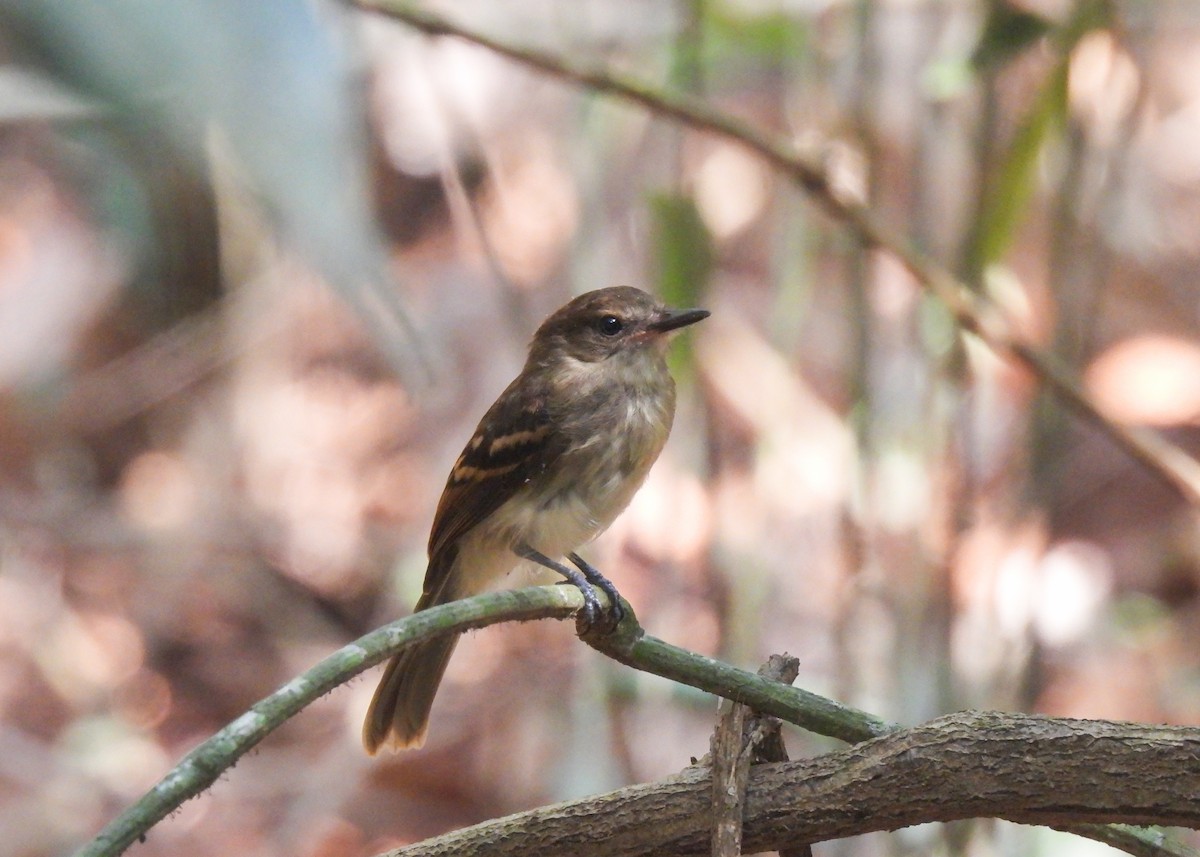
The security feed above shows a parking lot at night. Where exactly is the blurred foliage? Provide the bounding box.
[967,49,1070,276]
[706,4,809,68]
[966,0,1112,276]
[971,3,1053,73]
[2,1,1200,857]
[650,191,712,372]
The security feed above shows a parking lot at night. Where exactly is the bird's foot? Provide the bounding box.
[515,543,623,634]
[568,552,624,630]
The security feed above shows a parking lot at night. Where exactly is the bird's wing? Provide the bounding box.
[422,375,563,597]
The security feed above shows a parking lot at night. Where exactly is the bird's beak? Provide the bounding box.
[648,307,710,334]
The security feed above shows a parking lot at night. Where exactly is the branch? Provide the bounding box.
[383,711,1200,857]
[356,0,1200,507]
[1065,825,1200,857]
[71,587,887,857]
[707,655,811,857]
[73,587,582,857]
[709,679,752,857]
[579,608,894,744]
[74,588,1196,857]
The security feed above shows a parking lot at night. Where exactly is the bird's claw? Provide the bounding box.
[574,587,602,634]
[532,548,623,634]
[595,578,625,626]
[567,553,623,634]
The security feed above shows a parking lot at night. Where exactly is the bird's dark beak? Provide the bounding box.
[649,307,710,334]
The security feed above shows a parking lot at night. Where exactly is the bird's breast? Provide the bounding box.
[537,379,674,547]
[472,348,676,561]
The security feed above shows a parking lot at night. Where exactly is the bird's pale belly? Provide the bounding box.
[450,488,611,594]
[454,410,667,594]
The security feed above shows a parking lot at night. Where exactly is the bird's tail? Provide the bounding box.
[362,578,460,754]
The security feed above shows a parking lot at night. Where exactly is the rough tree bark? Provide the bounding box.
[384,711,1200,857]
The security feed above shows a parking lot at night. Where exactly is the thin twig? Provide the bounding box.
[705,655,805,857]
[579,605,895,744]
[709,695,749,857]
[747,656,811,857]
[356,0,1200,507]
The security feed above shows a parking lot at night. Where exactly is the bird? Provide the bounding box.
[362,286,708,754]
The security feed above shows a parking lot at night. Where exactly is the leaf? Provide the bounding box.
[650,192,713,308]
[649,192,713,370]
[965,0,1114,273]
[972,61,1070,272]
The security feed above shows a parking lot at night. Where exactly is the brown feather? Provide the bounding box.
[425,376,563,578]
[362,286,708,753]
[362,378,565,753]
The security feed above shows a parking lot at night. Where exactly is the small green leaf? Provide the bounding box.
[650,192,713,310]
[965,0,1114,273]
[971,60,1069,272]
[649,192,713,371]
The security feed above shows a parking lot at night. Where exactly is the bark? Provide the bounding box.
[384,711,1200,857]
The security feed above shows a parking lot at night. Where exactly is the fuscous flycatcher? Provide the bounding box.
[362,286,708,754]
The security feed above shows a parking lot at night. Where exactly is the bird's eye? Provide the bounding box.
[598,315,624,336]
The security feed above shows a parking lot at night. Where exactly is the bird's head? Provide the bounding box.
[528,286,709,367]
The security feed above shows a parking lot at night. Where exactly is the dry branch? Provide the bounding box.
[382,711,1200,857]
[73,587,1199,857]
[72,589,885,857]
[357,0,1200,507]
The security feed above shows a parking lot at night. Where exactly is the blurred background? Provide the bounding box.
[2,0,1199,855]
